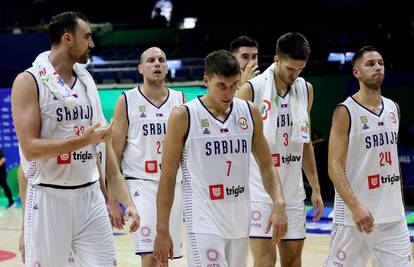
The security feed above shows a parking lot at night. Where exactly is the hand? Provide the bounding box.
[107,198,125,230]
[154,231,173,267]
[351,205,374,234]
[311,190,324,222]
[240,60,260,85]
[124,206,140,233]
[266,203,288,245]
[19,230,25,263]
[83,120,114,145]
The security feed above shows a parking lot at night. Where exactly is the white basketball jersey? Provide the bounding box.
[182,97,254,238]
[27,67,99,186]
[248,75,307,205]
[121,86,184,181]
[341,96,405,225]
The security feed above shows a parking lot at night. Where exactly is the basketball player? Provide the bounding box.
[237,32,324,267]
[325,46,411,266]
[11,11,139,267]
[230,35,260,85]
[154,50,288,267]
[111,47,185,267]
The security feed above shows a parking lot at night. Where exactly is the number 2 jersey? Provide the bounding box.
[121,86,184,181]
[340,96,405,225]
[182,97,254,238]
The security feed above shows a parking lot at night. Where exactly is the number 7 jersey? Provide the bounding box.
[181,97,254,238]
[341,96,405,225]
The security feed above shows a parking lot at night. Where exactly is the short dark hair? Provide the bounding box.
[276,32,310,61]
[48,11,89,45]
[351,46,380,67]
[230,36,258,53]
[205,50,240,78]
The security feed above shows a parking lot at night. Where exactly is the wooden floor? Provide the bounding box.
[1,207,412,267]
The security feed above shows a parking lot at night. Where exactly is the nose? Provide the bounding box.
[89,38,95,49]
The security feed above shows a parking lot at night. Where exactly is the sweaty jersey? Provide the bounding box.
[121,86,184,181]
[26,66,99,186]
[341,96,405,225]
[248,75,308,204]
[182,97,254,238]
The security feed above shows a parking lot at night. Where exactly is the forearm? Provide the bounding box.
[17,167,27,227]
[23,135,88,161]
[303,142,321,192]
[156,176,176,234]
[329,163,360,210]
[107,173,134,207]
[261,167,285,207]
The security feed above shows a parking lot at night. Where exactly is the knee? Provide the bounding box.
[252,252,276,267]
[280,254,301,267]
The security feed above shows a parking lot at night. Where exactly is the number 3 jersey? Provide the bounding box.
[181,97,254,238]
[27,67,99,186]
[341,96,405,225]
[121,86,184,181]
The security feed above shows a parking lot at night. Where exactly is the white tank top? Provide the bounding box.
[248,75,307,205]
[341,96,405,225]
[182,97,254,238]
[121,86,184,181]
[27,67,99,186]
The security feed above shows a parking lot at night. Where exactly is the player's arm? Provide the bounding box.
[108,94,129,229]
[302,82,324,221]
[112,94,128,165]
[12,72,112,161]
[250,103,287,244]
[105,137,140,233]
[154,106,188,265]
[236,81,253,101]
[328,105,374,233]
[17,165,27,263]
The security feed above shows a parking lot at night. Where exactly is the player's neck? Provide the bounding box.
[140,84,168,102]
[201,95,231,120]
[354,88,382,114]
[49,48,75,84]
[274,71,289,95]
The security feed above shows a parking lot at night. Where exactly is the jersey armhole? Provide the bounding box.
[122,92,129,125]
[337,104,351,136]
[24,70,40,102]
[247,80,255,103]
[183,105,190,144]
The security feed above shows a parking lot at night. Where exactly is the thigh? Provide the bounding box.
[72,184,116,267]
[226,238,249,267]
[187,233,228,267]
[128,179,157,255]
[249,201,272,238]
[325,224,371,267]
[372,220,412,267]
[170,182,184,258]
[282,202,306,240]
[26,186,73,267]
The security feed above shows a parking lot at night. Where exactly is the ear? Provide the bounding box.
[62,32,73,46]
[352,67,359,78]
[203,75,209,87]
[138,64,143,74]
[274,55,280,65]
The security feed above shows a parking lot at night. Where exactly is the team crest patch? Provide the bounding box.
[238,117,248,129]
[359,116,368,124]
[260,100,271,120]
[139,105,146,112]
[389,112,397,123]
[201,119,210,127]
